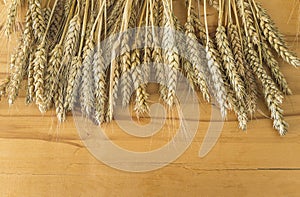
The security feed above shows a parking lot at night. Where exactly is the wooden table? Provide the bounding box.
[0,0,300,196]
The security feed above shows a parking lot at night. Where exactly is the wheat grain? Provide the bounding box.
[208,0,219,10]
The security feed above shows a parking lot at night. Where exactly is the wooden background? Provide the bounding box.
[1,0,300,196]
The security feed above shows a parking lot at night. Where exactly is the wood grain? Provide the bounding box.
[0,1,300,196]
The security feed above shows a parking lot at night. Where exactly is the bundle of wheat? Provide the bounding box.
[0,0,298,136]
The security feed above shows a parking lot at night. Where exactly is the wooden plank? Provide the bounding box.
[0,170,300,197]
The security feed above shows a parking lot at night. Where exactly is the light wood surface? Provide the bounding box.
[1,0,300,196]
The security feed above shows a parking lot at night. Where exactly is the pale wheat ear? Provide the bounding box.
[252,0,300,67]
[4,0,18,37]
[0,77,10,101]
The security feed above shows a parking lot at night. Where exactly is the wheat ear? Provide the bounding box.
[245,37,288,136]
[7,8,33,104]
[26,53,35,104]
[227,23,245,78]
[204,0,228,117]
[80,38,95,116]
[216,25,245,100]
[33,41,47,113]
[29,0,46,40]
[5,0,18,37]
[131,47,149,117]
[236,0,259,45]
[252,1,300,67]
[63,14,81,64]
[185,16,210,101]
[54,66,66,123]
[44,44,63,109]
[0,77,10,100]
[93,48,108,125]
[261,40,292,95]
